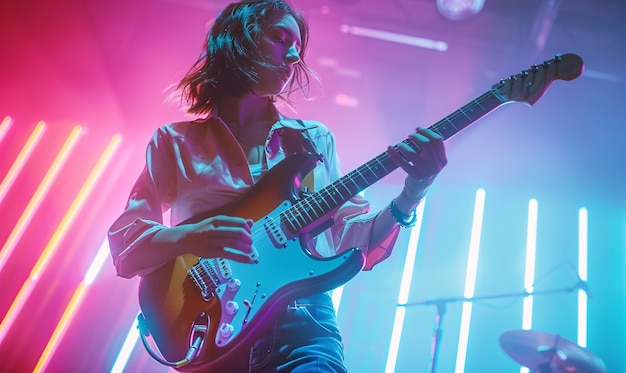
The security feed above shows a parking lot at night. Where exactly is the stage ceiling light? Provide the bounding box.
[436,0,485,21]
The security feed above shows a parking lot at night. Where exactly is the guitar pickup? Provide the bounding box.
[263,206,289,248]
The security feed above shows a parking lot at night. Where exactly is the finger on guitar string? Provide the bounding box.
[410,128,447,166]
[205,224,254,246]
[185,215,258,263]
[389,144,412,164]
[206,215,254,230]
[222,245,259,263]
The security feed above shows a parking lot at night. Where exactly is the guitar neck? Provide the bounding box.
[430,89,506,140]
[281,89,507,233]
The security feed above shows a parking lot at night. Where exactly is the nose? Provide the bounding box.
[285,45,300,65]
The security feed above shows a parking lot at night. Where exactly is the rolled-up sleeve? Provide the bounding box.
[315,126,401,271]
[107,128,176,278]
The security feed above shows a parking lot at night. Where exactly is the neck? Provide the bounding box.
[216,94,277,132]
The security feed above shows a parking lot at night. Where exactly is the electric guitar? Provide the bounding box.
[136,53,584,372]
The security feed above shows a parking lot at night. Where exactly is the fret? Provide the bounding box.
[356,166,370,184]
[431,91,504,140]
[279,152,400,232]
[279,92,502,231]
[335,179,354,199]
[299,200,314,221]
[306,198,325,217]
[284,209,302,231]
[294,209,307,230]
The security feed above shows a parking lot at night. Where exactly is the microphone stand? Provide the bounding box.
[399,282,582,373]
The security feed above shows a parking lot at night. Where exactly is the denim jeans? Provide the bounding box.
[248,292,347,373]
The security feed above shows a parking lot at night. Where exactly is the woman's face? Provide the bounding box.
[251,14,302,97]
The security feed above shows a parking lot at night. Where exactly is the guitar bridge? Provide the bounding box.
[188,257,233,301]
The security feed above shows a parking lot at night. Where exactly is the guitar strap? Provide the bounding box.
[291,120,334,244]
[279,119,323,194]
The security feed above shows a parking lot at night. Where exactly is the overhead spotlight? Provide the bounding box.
[436,0,485,21]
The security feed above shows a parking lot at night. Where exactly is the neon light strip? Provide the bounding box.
[0,125,82,275]
[111,316,141,373]
[331,285,344,313]
[339,25,448,52]
[454,188,486,373]
[0,133,121,345]
[577,208,588,347]
[331,190,369,313]
[33,283,87,372]
[0,116,12,144]
[385,201,426,373]
[0,121,46,204]
[520,198,538,373]
[32,239,111,373]
[521,199,538,329]
[329,192,371,313]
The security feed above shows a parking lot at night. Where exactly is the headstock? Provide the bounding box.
[492,53,584,106]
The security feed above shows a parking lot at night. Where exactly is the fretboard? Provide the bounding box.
[280,89,507,233]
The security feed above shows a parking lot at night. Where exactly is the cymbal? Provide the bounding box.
[499,329,606,373]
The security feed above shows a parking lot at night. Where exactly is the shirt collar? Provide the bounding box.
[207,103,317,131]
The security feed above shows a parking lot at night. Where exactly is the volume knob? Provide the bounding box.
[218,323,234,339]
[227,278,241,292]
[225,301,239,315]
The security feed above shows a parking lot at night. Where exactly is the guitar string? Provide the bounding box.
[248,67,558,245]
[240,89,500,256]
[200,89,508,283]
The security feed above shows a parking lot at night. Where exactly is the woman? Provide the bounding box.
[108,0,447,371]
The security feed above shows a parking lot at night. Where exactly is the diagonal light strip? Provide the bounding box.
[32,239,111,373]
[0,116,12,144]
[0,133,121,345]
[0,121,46,204]
[0,125,82,275]
[340,25,448,51]
[111,315,141,373]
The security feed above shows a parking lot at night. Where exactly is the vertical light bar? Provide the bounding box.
[454,188,486,373]
[0,116,12,144]
[0,125,81,275]
[331,190,367,313]
[110,316,141,373]
[520,198,538,373]
[384,201,426,373]
[0,121,46,204]
[577,207,588,347]
[0,134,121,345]
[32,239,111,373]
[330,286,344,313]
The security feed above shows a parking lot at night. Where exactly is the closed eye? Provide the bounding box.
[268,26,301,51]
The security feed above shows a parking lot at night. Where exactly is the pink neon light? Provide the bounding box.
[0,121,46,204]
[0,126,83,344]
[31,136,121,372]
[0,116,12,143]
[0,125,82,275]
[33,283,87,373]
[0,134,121,348]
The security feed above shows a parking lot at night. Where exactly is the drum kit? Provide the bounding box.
[499,329,606,373]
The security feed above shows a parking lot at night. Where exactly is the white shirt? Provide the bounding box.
[108,113,400,278]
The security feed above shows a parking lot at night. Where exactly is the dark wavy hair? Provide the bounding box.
[176,0,318,115]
